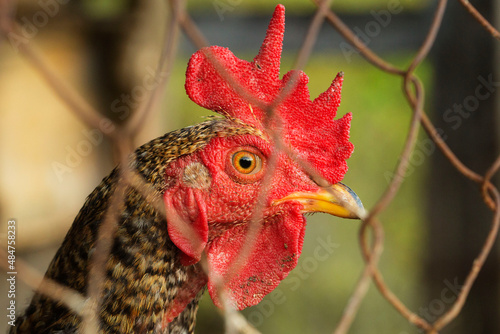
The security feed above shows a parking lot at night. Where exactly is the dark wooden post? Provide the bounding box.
[426,0,499,333]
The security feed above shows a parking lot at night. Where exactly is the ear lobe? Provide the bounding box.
[164,187,208,266]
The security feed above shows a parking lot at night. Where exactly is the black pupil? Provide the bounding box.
[239,155,253,169]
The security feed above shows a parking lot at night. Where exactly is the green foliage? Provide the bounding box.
[81,0,130,18]
[188,0,430,15]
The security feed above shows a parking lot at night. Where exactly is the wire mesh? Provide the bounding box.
[0,0,499,333]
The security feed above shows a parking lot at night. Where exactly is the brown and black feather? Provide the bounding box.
[12,119,260,334]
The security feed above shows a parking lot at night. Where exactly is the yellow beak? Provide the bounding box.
[273,182,365,219]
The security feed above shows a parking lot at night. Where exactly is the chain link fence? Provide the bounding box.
[0,0,499,333]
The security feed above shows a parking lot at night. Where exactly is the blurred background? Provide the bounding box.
[0,0,498,333]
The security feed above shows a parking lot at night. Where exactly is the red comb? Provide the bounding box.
[185,4,353,184]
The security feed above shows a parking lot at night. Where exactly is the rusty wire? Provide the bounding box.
[0,0,499,333]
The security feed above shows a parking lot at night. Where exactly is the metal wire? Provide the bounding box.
[0,0,498,333]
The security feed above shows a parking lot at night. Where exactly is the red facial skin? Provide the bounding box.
[163,133,321,310]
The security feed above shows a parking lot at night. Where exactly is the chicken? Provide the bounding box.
[12,4,364,334]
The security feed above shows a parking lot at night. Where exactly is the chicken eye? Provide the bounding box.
[232,151,261,174]
[226,147,266,184]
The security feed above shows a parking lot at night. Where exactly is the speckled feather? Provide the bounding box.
[11,119,261,334]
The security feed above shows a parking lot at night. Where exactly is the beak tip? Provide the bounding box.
[335,182,365,220]
[354,207,368,220]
